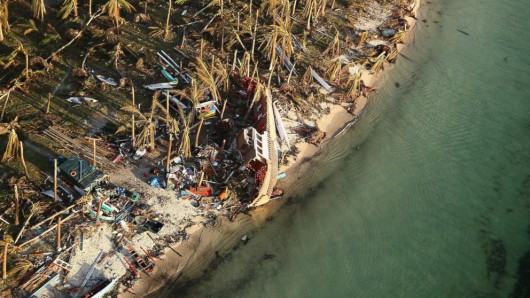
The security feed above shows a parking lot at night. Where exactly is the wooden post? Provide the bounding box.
[46,93,51,114]
[92,139,96,166]
[20,141,29,178]
[132,86,136,147]
[56,216,61,251]
[166,91,170,125]
[86,137,101,167]
[166,134,172,173]
[2,243,7,280]
[195,118,204,148]
[14,184,19,226]
[54,159,58,202]
[198,171,205,187]
[220,99,227,119]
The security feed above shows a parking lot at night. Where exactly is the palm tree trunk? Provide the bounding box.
[56,216,61,251]
[14,184,19,226]
[2,243,7,280]
[131,86,136,147]
[164,0,172,40]
[195,118,204,148]
[166,134,172,172]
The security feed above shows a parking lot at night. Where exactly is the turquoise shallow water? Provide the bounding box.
[156,0,530,297]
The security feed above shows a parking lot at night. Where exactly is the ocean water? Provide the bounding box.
[156,0,530,297]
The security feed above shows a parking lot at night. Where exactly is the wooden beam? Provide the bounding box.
[56,216,61,251]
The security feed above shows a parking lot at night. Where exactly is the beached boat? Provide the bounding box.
[143,82,179,90]
[95,75,118,86]
[66,97,98,105]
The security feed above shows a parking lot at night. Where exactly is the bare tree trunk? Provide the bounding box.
[131,86,136,147]
[96,198,103,224]
[220,99,227,119]
[14,184,19,226]
[164,0,172,40]
[92,139,96,166]
[166,134,172,173]
[2,243,7,280]
[47,10,103,62]
[195,118,204,148]
[46,93,51,114]
[56,216,61,251]
[20,141,29,178]
[54,159,58,202]
[0,90,11,122]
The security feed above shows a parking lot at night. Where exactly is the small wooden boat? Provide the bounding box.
[95,75,118,86]
[143,82,179,90]
[66,97,98,105]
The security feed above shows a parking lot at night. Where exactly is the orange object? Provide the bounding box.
[218,189,228,200]
[188,186,212,197]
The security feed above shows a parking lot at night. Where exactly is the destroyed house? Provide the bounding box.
[236,127,269,168]
[59,155,104,193]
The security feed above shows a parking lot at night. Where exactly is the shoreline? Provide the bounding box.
[122,0,422,296]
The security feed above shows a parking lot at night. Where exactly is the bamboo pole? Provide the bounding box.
[195,118,204,148]
[56,216,61,251]
[131,86,136,147]
[54,159,58,202]
[166,134,172,173]
[20,141,29,178]
[46,93,51,114]
[14,184,19,226]
[2,243,7,280]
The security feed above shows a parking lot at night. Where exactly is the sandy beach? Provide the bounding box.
[119,1,422,296]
